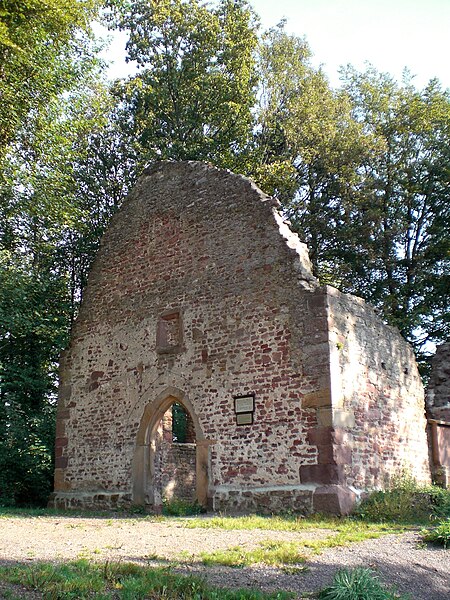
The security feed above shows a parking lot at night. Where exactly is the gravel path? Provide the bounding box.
[0,515,448,599]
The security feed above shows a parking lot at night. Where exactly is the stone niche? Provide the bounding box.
[49,161,433,515]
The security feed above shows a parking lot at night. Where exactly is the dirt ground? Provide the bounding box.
[0,515,449,599]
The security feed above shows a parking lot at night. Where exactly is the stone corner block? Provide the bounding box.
[312,484,356,515]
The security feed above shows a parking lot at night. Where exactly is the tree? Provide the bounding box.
[0,73,130,504]
[251,27,449,357]
[112,0,259,171]
[0,0,100,155]
[251,24,378,280]
[338,68,450,352]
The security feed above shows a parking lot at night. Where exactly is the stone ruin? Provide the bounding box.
[50,161,441,514]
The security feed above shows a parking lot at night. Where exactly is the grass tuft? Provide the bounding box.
[318,567,407,600]
[162,498,204,516]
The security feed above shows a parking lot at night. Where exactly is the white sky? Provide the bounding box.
[251,0,450,89]
[102,0,450,90]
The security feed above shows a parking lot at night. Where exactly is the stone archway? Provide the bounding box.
[132,387,210,509]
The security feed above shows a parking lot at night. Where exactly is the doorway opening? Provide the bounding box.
[153,402,197,505]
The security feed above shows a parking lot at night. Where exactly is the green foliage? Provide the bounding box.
[162,497,204,516]
[0,253,67,505]
[112,0,259,171]
[0,560,292,599]
[252,28,450,357]
[0,402,56,506]
[337,69,450,355]
[172,402,188,443]
[318,568,405,600]
[421,520,450,549]
[0,0,100,154]
[354,476,450,524]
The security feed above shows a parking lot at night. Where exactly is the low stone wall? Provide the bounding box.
[160,443,197,502]
[49,491,132,510]
[213,485,314,514]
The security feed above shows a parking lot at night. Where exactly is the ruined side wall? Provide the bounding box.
[52,161,333,513]
[427,342,450,422]
[325,286,431,491]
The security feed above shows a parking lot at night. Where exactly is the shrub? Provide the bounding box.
[318,567,405,600]
[421,520,450,549]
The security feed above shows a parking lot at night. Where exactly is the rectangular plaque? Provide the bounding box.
[236,412,253,425]
[234,395,254,414]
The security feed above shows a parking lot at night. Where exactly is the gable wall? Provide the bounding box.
[53,162,331,511]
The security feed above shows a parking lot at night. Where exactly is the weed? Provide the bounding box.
[318,567,407,599]
[162,497,204,516]
[421,519,450,548]
[354,476,450,524]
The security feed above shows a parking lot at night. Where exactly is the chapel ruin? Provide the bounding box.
[50,161,442,514]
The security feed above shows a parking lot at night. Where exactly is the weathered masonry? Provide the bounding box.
[426,342,450,487]
[50,161,432,514]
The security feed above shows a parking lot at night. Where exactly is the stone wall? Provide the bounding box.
[325,287,431,490]
[50,161,432,514]
[426,342,450,486]
[426,342,450,422]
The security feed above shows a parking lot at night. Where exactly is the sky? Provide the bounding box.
[102,0,450,90]
[250,0,450,89]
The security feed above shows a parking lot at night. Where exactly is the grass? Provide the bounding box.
[318,567,408,600]
[0,560,293,600]
[184,513,403,533]
[162,497,204,516]
[200,540,308,567]
[199,526,401,568]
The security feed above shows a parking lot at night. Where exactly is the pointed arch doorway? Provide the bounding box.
[132,387,210,509]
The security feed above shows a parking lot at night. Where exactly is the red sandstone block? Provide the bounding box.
[307,427,333,445]
[299,464,344,484]
[55,457,68,469]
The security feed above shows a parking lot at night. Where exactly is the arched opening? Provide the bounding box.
[153,402,197,504]
[132,388,209,510]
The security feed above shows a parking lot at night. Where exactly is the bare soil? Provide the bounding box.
[0,515,448,599]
